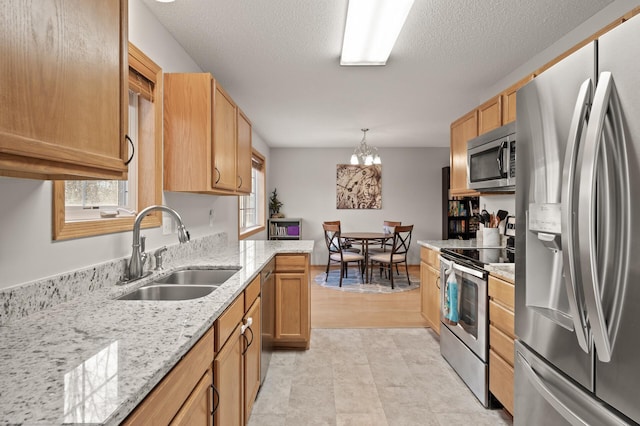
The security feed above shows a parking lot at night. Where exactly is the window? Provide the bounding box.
[52,43,162,240]
[239,150,266,239]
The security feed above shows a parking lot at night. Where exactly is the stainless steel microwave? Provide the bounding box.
[467,122,516,190]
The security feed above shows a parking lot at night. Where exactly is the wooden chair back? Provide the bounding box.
[391,225,413,256]
[322,223,342,254]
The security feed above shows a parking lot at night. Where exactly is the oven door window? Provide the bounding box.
[459,274,479,338]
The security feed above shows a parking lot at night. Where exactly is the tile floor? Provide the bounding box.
[248,328,513,426]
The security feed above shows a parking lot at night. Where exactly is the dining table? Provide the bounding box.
[341,231,392,283]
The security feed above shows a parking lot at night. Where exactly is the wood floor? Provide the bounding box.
[310,265,429,328]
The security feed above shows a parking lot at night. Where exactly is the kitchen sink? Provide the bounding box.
[117,284,218,301]
[117,267,239,301]
[154,268,239,285]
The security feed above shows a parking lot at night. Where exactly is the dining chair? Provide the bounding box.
[322,223,365,287]
[368,220,401,254]
[323,220,360,253]
[367,225,413,289]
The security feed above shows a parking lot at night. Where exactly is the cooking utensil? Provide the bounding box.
[497,209,509,222]
[481,210,491,226]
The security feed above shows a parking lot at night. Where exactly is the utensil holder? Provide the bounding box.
[482,228,500,247]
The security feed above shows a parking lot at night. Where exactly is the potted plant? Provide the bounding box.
[269,188,284,218]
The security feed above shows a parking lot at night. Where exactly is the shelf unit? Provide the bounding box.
[447,197,479,240]
[268,218,302,240]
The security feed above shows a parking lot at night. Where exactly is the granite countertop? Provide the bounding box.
[417,239,515,282]
[0,239,313,425]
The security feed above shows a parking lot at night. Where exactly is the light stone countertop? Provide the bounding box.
[0,239,313,425]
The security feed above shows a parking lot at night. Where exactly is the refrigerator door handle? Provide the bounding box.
[578,72,631,363]
[516,351,585,424]
[560,78,592,353]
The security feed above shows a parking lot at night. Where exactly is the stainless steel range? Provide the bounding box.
[439,246,514,407]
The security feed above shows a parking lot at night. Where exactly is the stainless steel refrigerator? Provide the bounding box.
[515,13,640,425]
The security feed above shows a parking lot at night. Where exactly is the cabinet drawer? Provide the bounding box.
[275,254,307,272]
[420,247,440,269]
[488,275,514,310]
[215,294,244,352]
[490,324,514,366]
[245,275,260,311]
[489,349,514,414]
[489,300,515,338]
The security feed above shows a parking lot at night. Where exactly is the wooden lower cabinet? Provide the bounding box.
[420,247,441,334]
[170,368,214,426]
[488,274,515,414]
[214,324,244,426]
[123,329,215,425]
[244,296,261,422]
[274,254,311,349]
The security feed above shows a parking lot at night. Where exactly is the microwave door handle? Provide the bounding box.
[560,78,592,353]
[578,72,631,363]
[497,141,506,175]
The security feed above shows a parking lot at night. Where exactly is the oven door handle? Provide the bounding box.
[452,262,485,279]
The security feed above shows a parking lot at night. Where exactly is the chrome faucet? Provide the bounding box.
[126,205,190,281]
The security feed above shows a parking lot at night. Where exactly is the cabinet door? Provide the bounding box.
[420,262,441,334]
[212,81,237,191]
[501,74,534,124]
[163,73,213,192]
[274,272,310,347]
[236,109,252,194]
[0,0,128,180]
[170,369,213,426]
[477,95,502,135]
[214,325,244,426]
[244,297,261,421]
[449,110,478,196]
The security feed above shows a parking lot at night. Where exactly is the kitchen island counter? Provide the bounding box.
[0,238,313,425]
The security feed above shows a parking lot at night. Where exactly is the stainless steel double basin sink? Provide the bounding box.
[117,267,240,301]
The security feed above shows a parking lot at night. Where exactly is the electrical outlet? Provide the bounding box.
[162,214,173,235]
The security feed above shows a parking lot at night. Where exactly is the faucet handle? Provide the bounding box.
[154,246,168,270]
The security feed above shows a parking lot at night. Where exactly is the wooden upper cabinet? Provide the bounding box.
[477,95,502,135]
[164,72,251,195]
[449,110,478,196]
[0,0,128,180]
[236,109,252,194]
[212,82,237,191]
[501,74,534,124]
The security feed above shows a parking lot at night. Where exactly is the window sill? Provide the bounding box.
[239,225,265,240]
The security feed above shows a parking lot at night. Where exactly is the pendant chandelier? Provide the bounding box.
[350,128,381,165]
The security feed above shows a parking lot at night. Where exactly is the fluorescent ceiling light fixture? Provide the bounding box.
[340,0,415,66]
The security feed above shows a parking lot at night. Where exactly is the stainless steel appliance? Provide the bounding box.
[439,247,514,407]
[260,258,275,385]
[515,14,640,425]
[467,121,516,191]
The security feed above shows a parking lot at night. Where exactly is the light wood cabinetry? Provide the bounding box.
[274,254,311,349]
[214,294,245,426]
[501,75,534,125]
[420,247,441,334]
[488,274,515,415]
[123,328,215,425]
[449,111,479,196]
[244,296,261,422]
[163,73,251,195]
[0,0,129,180]
[236,109,253,194]
[477,95,502,135]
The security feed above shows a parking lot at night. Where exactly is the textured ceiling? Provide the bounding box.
[141,0,614,148]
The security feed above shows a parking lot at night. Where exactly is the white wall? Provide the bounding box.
[270,147,449,266]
